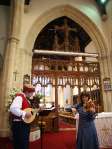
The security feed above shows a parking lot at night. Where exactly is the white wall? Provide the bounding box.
[0,1,111,58]
[85,41,98,61]
[20,0,112,51]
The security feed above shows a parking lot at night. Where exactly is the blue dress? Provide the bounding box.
[75,104,99,149]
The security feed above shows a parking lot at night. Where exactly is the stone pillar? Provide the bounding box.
[0,0,25,137]
[99,51,112,112]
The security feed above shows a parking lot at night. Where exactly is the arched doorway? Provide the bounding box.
[24,5,110,111]
[31,16,103,113]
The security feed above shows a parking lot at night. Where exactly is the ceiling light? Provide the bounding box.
[96,0,108,5]
[100,0,107,4]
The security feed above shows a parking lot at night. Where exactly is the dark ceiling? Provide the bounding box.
[34,16,91,53]
[0,0,30,6]
[0,0,10,6]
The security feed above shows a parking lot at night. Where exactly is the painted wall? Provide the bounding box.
[20,0,112,50]
[0,1,111,61]
[85,41,97,61]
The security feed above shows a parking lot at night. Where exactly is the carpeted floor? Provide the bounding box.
[0,121,112,149]
[0,131,75,149]
[59,120,76,131]
[0,131,112,149]
[59,120,75,128]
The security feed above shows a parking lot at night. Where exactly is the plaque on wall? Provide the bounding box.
[103,78,112,91]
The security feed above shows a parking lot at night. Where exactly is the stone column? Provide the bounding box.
[0,0,25,137]
[99,50,112,112]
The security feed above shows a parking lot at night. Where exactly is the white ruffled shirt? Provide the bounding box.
[10,95,26,121]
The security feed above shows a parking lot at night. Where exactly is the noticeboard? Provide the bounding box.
[103,78,112,91]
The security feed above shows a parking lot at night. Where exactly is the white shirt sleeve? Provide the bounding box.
[10,96,26,118]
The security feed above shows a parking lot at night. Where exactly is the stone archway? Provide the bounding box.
[24,4,111,111]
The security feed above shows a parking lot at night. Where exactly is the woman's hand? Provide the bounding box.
[88,107,95,112]
[86,99,96,112]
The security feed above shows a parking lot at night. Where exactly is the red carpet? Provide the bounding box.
[59,120,75,129]
[0,121,112,149]
[31,131,75,149]
[0,131,112,149]
[0,131,75,149]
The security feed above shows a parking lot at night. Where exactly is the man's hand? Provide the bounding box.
[25,112,32,118]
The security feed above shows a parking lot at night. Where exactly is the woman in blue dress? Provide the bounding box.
[72,92,99,149]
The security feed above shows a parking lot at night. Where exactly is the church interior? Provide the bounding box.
[0,0,112,148]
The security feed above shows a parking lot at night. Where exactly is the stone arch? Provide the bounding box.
[24,4,111,111]
[25,4,108,73]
